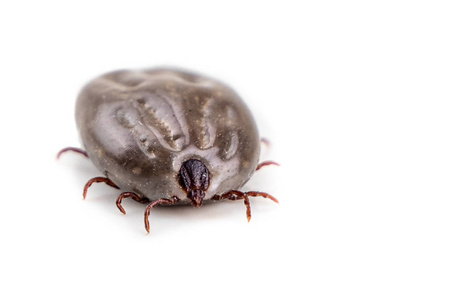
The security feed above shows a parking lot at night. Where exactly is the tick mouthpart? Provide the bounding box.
[188,189,205,207]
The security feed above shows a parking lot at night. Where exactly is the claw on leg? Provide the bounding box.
[83,177,119,199]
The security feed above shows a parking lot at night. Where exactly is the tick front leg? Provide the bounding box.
[213,191,278,222]
[144,196,180,234]
[56,147,88,159]
[83,177,120,199]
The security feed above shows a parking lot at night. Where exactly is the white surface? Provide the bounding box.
[1,1,450,299]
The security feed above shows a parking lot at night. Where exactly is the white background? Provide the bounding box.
[1,1,449,299]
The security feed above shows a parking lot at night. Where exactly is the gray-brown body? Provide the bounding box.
[75,69,260,205]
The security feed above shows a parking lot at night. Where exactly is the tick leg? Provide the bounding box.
[116,192,148,214]
[144,196,180,234]
[256,161,280,171]
[214,191,252,221]
[260,138,270,146]
[57,147,88,159]
[83,177,119,199]
[245,191,279,203]
[213,190,278,221]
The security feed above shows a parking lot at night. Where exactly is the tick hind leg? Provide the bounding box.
[57,147,88,159]
[115,192,149,214]
[213,191,278,221]
[256,161,280,171]
[257,138,280,171]
[82,177,153,217]
[83,177,120,199]
[144,197,180,233]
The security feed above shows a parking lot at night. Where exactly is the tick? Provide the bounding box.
[58,68,279,233]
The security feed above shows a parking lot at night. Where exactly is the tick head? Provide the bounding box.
[178,158,210,207]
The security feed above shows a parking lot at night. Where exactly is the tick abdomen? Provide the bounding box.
[76,68,260,204]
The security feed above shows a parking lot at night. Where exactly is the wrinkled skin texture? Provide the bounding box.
[76,69,260,205]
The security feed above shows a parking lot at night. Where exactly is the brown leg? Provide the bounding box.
[256,161,280,171]
[245,191,278,203]
[115,192,149,214]
[83,177,119,199]
[57,147,88,159]
[144,196,180,233]
[213,190,278,222]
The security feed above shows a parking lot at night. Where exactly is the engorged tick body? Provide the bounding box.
[59,68,278,233]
